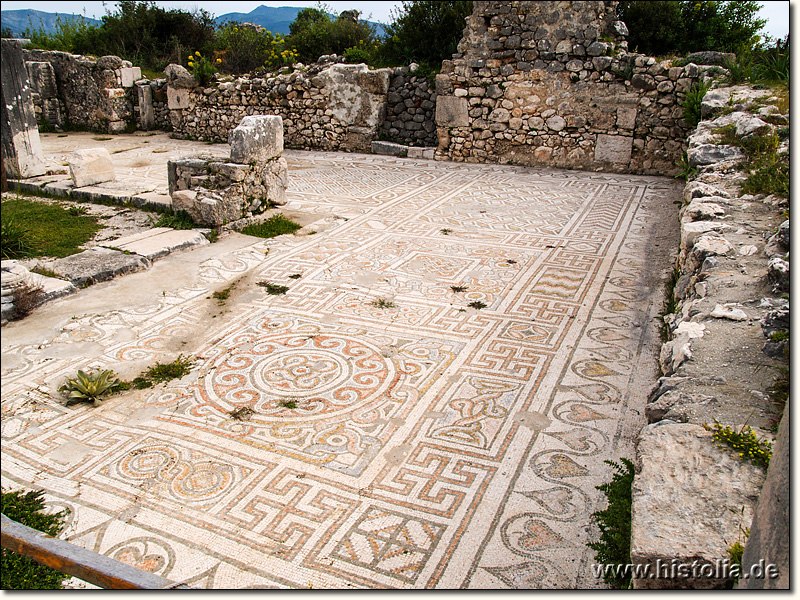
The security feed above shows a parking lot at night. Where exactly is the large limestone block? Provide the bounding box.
[137,84,154,130]
[229,115,284,164]
[119,66,142,87]
[68,148,115,188]
[167,86,190,110]
[164,63,197,88]
[435,96,470,127]
[738,404,789,589]
[687,144,746,167]
[631,422,766,589]
[1,39,47,178]
[595,134,633,164]
[50,248,150,287]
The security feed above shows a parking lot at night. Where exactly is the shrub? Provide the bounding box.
[215,22,296,75]
[286,7,378,64]
[1,489,69,589]
[589,458,636,589]
[187,50,218,85]
[377,1,473,68]
[617,1,766,56]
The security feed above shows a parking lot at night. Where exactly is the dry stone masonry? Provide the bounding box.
[169,115,288,227]
[632,83,790,588]
[434,1,717,174]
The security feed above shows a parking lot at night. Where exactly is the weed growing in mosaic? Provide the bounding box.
[1,489,70,589]
[228,406,254,421]
[213,284,235,304]
[439,228,453,235]
[588,458,635,589]
[468,300,487,310]
[60,369,121,406]
[703,421,772,469]
[450,285,468,293]
[370,298,396,309]
[279,399,298,409]
[257,281,289,295]
[288,274,303,279]
[240,214,301,238]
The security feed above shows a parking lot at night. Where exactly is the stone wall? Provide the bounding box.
[167,59,392,153]
[380,65,437,147]
[23,49,141,133]
[434,1,720,175]
[631,83,790,588]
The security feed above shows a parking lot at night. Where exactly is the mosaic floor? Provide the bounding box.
[1,150,681,588]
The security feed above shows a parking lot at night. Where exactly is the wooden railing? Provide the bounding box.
[1,514,193,589]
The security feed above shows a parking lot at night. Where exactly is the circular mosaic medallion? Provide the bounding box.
[205,333,395,420]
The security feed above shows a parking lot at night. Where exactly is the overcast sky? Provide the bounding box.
[1,1,793,38]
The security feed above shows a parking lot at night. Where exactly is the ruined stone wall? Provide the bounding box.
[23,49,141,133]
[434,1,718,175]
[380,66,437,147]
[166,60,392,153]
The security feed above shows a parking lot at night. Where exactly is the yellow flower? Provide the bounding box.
[216,58,222,64]
[195,51,201,56]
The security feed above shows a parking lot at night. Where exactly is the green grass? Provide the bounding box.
[1,489,69,589]
[1,198,103,258]
[154,209,197,230]
[240,214,301,238]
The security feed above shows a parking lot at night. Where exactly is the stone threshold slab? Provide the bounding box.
[99,228,209,261]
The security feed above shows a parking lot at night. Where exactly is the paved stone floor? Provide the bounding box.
[2,138,681,588]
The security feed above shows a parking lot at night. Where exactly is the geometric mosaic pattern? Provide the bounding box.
[1,150,681,588]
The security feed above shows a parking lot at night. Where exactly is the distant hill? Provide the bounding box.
[214,5,305,35]
[214,5,387,36]
[1,9,100,36]
[1,5,385,39]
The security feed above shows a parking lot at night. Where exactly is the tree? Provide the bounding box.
[91,1,215,70]
[378,1,473,68]
[286,5,377,63]
[618,1,767,56]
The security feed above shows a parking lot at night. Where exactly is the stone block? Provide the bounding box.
[594,134,632,164]
[50,248,150,288]
[119,66,141,87]
[25,61,58,98]
[167,86,190,110]
[68,148,115,188]
[98,227,209,261]
[1,39,47,178]
[687,144,745,167]
[164,63,197,88]
[229,115,284,164]
[137,84,154,130]
[616,107,637,130]
[631,422,765,589]
[738,404,789,589]
[436,96,470,127]
[371,141,408,157]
